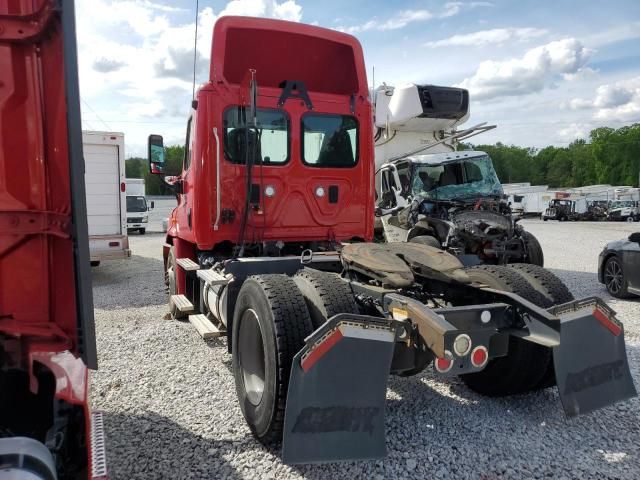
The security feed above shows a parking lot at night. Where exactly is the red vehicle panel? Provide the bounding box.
[165,17,374,261]
[0,0,101,478]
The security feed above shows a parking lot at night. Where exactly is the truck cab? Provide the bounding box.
[125,178,153,234]
[152,16,373,266]
[608,200,639,222]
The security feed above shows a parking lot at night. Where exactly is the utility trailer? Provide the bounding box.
[83,131,130,265]
[150,17,636,464]
[0,0,107,478]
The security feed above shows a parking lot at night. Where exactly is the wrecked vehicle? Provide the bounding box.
[376,150,544,266]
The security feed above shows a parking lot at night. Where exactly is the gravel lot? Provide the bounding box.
[91,202,640,479]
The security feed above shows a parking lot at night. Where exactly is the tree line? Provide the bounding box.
[125,145,185,195]
[126,123,640,194]
[463,123,640,188]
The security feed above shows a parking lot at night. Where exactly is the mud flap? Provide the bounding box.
[282,314,399,464]
[552,299,637,417]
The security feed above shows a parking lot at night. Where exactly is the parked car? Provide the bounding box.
[598,232,640,298]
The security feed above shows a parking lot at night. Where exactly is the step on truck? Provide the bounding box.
[0,0,107,478]
[150,16,637,464]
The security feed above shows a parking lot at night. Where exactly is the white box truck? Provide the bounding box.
[125,178,153,234]
[83,131,131,265]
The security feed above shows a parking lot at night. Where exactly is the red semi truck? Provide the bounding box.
[150,17,635,464]
[0,1,106,478]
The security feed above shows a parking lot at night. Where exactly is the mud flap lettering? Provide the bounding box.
[563,360,624,395]
[292,406,380,435]
[282,315,397,464]
[553,304,637,417]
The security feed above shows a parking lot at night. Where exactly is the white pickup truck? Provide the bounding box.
[83,131,131,265]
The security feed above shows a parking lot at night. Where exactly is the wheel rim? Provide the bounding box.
[238,308,266,406]
[604,259,623,294]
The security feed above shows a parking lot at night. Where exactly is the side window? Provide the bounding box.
[302,114,358,167]
[379,169,397,208]
[184,117,193,171]
[395,162,411,196]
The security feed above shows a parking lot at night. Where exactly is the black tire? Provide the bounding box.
[166,247,184,319]
[293,269,359,329]
[460,266,552,396]
[409,235,441,249]
[603,256,634,299]
[232,275,313,444]
[508,263,575,389]
[508,263,574,305]
[139,228,146,235]
[90,261,100,267]
[521,231,544,267]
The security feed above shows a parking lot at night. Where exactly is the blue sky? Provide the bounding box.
[75,0,640,157]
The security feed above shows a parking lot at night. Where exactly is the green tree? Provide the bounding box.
[125,145,185,195]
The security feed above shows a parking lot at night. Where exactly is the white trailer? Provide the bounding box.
[125,178,152,234]
[83,131,130,265]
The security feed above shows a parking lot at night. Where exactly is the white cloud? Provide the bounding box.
[441,1,494,18]
[566,77,640,123]
[557,123,591,141]
[583,21,640,47]
[423,27,547,48]
[456,38,592,100]
[336,2,493,34]
[593,83,635,108]
[336,10,432,33]
[76,0,304,155]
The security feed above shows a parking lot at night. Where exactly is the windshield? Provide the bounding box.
[611,201,635,209]
[411,155,503,201]
[127,195,147,212]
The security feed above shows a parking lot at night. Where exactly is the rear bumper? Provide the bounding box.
[89,235,131,261]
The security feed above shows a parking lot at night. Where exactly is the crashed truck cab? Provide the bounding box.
[148,17,637,466]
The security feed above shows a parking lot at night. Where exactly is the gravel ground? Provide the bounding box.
[91,205,640,479]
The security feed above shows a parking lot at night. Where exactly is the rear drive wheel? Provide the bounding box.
[232,275,313,444]
[508,263,574,389]
[521,231,544,267]
[139,228,146,234]
[460,265,552,396]
[90,260,100,267]
[604,256,634,298]
[293,269,359,328]
[409,235,441,249]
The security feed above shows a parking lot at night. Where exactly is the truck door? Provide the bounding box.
[175,116,195,239]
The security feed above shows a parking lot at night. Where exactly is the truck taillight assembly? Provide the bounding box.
[453,334,472,356]
[471,346,488,368]
[434,351,454,373]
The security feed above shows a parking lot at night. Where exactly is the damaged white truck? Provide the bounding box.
[374,84,544,266]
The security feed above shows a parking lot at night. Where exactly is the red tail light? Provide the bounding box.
[108,241,119,247]
[471,346,488,368]
[120,182,126,192]
[434,351,454,373]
